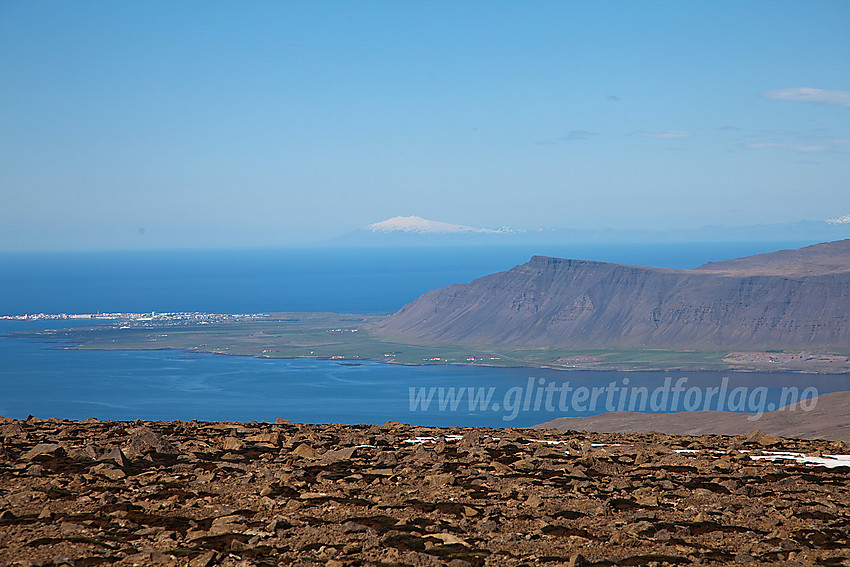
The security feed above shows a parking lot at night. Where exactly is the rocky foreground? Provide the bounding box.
[1,418,849,567]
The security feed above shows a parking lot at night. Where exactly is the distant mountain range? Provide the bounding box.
[365,215,512,234]
[323,216,850,246]
[374,239,850,351]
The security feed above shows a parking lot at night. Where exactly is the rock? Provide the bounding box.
[746,430,781,446]
[124,427,176,457]
[267,518,292,532]
[209,514,247,535]
[247,432,279,445]
[0,423,25,438]
[374,451,398,466]
[189,550,217,567]
[221,437,245,451]
[409,552,443,567]
[21,443,64,460]
[425,473,453,487]
[342,521,369,533]
[99,446,129,468]
[91,463,126,480]
[292,443,319,460]
[428,533,466,545]
[321,446,356,463]
[636,494,658,507]
[67,444,100,461]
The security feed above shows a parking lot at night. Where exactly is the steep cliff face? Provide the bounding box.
[375,240,850,349]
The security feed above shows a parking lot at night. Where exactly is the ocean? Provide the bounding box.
[0,241,815,315]
[2,241,847,426]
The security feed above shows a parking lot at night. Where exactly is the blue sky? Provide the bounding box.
[1,1,849,250]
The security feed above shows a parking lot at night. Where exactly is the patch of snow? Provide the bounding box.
[366,215,511,234]
[402,434,464,444]
[749,451,850,468]
[826,215,850,224]
[403,436,437,444]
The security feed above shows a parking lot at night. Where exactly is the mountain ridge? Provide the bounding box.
[374,240,850,350]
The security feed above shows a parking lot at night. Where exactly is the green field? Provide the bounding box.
[18,312,758,372]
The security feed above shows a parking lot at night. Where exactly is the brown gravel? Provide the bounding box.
[1,416,849,566]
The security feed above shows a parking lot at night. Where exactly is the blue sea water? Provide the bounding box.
[1,242,847,426]
[0,242,814,315]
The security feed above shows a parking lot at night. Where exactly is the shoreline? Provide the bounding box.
[6,336,849,376]
[63,335,850,375]
[55,342,850,375]
[4,311,850,374]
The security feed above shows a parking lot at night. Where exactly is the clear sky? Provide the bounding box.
[1,1,849,250]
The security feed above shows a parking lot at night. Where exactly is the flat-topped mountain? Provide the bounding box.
[375,240,850,350]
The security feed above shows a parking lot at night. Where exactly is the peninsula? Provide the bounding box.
[7,241,850,373]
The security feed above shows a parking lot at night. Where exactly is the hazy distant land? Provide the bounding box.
[326,215,850,247]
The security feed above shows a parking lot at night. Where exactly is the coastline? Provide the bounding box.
[2,333,850,375]
[62,344,850,375]
[5,310,850,374]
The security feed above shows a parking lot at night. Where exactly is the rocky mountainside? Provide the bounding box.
[375,240,850,350]
[1,416,849,566]
[695,238,850,276]
[535,390,850,441]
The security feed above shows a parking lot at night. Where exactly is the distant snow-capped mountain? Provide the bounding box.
[319,216,850,247]
[366,216,512,234]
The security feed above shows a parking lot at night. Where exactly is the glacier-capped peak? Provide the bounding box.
[366,216,509,234]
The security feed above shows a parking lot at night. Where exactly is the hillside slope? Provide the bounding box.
[535,390,850,441]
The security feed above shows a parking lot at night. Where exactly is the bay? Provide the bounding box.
[2,241,846,426]
[2,320,849,427]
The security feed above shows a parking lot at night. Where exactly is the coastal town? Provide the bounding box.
[0,312,270,327]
